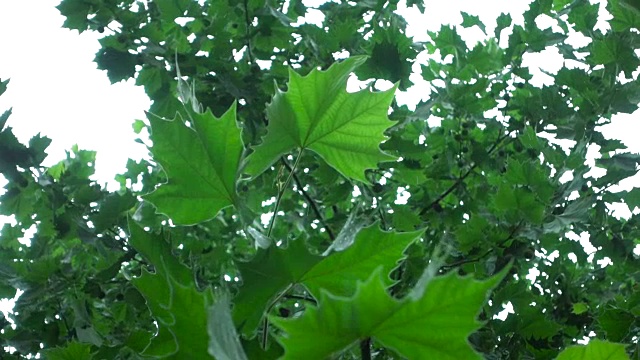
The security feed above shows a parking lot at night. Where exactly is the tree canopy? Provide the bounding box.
[1,0,639,359]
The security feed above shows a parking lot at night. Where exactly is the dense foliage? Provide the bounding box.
[1,0,640,358]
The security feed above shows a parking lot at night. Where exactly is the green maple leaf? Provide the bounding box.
[128,223,214,359]
[460,12,487,34]
[598,309,634,342]
[357,27,417,91]
[56,0,91,31]
[243,56,397,182]
[272,267,507,360]
[555,339,629,360]
[233,238,322,337]
[43,341,93,360]
[155,0,191,20]
[233,224,419,336]
[0,78,9,97]
[302,223,421,297]
[144,104,243,225]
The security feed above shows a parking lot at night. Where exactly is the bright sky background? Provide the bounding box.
[0,0,151,186]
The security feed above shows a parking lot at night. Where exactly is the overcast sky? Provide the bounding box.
[0,0,151,187]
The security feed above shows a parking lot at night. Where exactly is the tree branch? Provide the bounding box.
[439,221,523,271]
[280,159,336,240]
[420,130,510,216]
[267,150,302,237]
[242,0,254,64]
[360,337,372,360]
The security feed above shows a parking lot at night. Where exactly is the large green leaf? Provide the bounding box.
[243,56,397,182]
[42,342,93,360]
[233,224,420,336]
[301,223,421,297]
[144,104,243,225]
[555,339,629,360]
[598,309,634,342]
[155,0,191,21]
[233,238,322,337]
[272,267,507,360]
[128,223,215,358]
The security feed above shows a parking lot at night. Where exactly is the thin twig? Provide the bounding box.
[267,149,303,237]
[242,0,254,64]
[439,221,523,271]
[280,159,336,240]
[260,150,303,349]
[284,293,318,305]
[261,283,293,349]
[420,130,510,216]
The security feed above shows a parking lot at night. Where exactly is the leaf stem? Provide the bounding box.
[261,149,303,350]
[267,148,303,237]
[242,0,254,64]
[284,293,317,305]
[261,283,294,349]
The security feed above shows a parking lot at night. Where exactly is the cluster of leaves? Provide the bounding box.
[1,0,640,358]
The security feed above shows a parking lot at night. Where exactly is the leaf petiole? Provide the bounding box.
[267,148,304,238]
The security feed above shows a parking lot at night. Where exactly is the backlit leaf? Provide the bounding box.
[243,56,397,182]
[272,267,507,360]
[145,103,242,225]
[302,223,421,298]
[555,339,629,360]
[233,224,420,336]
[43,341,93,360]
[208,294,249,360]
[233,238,322,336]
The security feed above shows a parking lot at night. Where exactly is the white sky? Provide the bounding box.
[0,0,150,187]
